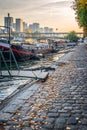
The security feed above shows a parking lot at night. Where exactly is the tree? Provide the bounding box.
[65,31,79,42]
[73,0,87,37]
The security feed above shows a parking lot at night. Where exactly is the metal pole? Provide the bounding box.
[8,26,10,44]
[0,51,11,77]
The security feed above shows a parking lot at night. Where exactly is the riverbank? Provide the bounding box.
[0,43,87,130]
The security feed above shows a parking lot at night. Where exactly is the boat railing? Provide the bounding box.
[0,49,48,80]
[0,49,20,77]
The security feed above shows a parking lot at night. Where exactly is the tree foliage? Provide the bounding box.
[73,0,87,37]
[65,31,79,42]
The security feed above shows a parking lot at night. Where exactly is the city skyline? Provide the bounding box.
[0,0,82,32]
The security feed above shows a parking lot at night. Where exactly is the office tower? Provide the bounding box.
[23,22,28,32]
[29,23,40,33]
[16,18,23,32]
[13,23,16,31]
[44,27,53,33]
[4,13,13,32]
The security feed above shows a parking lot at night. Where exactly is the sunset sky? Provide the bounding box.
[0,0,82,32]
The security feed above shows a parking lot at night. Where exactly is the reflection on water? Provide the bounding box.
[47,53,64,61]
[18,53,64,69]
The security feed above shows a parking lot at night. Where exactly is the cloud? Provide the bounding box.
[0,0,73,11]
[20,0,73,17]
[41,1,72,8]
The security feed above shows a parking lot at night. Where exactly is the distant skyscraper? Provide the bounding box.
[13,23,16,31]
[44,27,53,33]
[29,23,40,32]
[23,22,28,32]
[33,23,39,32]
[44,27,49,33]
[4,13,13,32]
[39,28,44,33]
[16,18,23,32]
[29,24,33,32]
[49,28,53,33]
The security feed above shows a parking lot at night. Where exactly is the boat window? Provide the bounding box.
[0,39,8,43]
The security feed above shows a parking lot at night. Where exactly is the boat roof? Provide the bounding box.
[0,38,11,48]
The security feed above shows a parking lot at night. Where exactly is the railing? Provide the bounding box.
[0,49,19,77]
[0,32,83,40]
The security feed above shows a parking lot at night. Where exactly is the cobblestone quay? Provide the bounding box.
[0,44,87,130]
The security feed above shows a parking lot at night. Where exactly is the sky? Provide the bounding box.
[0,0,82,32]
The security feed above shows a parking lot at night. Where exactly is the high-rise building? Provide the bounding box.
[39,28,44,33]
[16,18,23,32]
[13,23,16,31]
[33,23,39,32]
[44,27,53,33]
[29,23,40,32]
[23,22,28,32]
[4,13,13,32]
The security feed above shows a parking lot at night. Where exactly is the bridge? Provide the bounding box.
[0,32,83,40]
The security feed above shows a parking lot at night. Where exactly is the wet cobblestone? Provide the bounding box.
[0,44,87,129]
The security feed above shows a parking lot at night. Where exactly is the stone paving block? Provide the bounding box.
[39,111,47,117]
[82,105,87,110]
[54,124,66,130]
[66,125,78,130]
[3,104,19,113]
[67,100,75,104]
[22,116,33,121]
[64,106,72,110]
[0,118,8,123]
[44,118,55,124]
[22,127,32,130]
[49,109,58,113]
[81,118,87,125]
[42,124,54,129]
[7,121,19,125]
[19,110,27,116]
[48,112,59,118]
[34,117,43,122]
[39,127,50,130]
[58,109,68,113]
[78,125,87,130]
[71,110,82,114]
[72,113,81,120]
[0,112,12,119]
[60,113,71,118]
[11,101,24,106]
[55,105,62,110]
[22,121,30,127]
[62,103,71,107]
[82,113,87,118]
[17,91,34,100]
[55,118,66,125]
[36,98,45,104]
[67,117,77,125]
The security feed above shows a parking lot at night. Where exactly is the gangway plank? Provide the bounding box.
[1,70,49,80]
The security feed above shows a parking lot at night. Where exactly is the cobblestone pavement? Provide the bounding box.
[0,44,87,130]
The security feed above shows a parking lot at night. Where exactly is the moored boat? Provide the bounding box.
[0,38,54,61]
